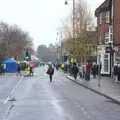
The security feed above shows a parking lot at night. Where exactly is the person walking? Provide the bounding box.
[78,65,83,78]
[61,63,65,71]
[24,64,30,77]
[0,63,2,75]
[72,63,79,80]
[85,62,91,81]
[16,63,22,76]
[91,62,97,78]
[117,63,120,82]
[113,63,118,82]
[55,64,59,71]
[47,64,54,83]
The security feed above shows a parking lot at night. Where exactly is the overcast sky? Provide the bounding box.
[0,0,105,49]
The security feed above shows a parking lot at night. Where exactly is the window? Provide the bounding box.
[106,11,110,23]
[109,25,113,43]
[105,32,109,44]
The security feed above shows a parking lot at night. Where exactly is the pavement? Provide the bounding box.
[66,74,120,105]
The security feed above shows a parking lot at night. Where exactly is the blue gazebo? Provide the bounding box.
[3,59,18,73]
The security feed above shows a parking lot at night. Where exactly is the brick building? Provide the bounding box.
[95,0,120,75]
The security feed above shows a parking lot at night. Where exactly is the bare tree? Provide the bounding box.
[59,0,97,63]
[0,22,33,61]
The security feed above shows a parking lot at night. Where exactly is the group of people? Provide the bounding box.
[67,62,120,82]
[45,61,120,83]
[66,62,100,81]
[17,63,34,77]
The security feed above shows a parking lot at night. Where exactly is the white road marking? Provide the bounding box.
[3,76,23,104]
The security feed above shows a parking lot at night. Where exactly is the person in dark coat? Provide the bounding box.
[30,66,34,76]
[91,62,97,78]
[16,63,21,76]
[85,62,91,81]
[0,63,2,75]
[72,63,79,80]
[117,64,120,81]
[47,64,54,83]
[113,64,118,82]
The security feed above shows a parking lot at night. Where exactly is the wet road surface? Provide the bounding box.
[0,75,22,119]
[2,66,120,120]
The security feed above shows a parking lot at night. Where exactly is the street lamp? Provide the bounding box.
[64,0,68,5]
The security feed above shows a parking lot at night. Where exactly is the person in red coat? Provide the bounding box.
[85,62,91,81]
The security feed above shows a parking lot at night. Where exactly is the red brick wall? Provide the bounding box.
[97,15,110,44]
[114,0,120,45]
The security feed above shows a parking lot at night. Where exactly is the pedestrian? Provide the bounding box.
[78,65,83,78]
[117,63,120,81]
[113,63,118,82]
[30,65,34,76]
[82,64,86,79]
[16,63,22,76]
[1,64,5,75]
[55,64,59,71]
[91,62,97,78]
[47,64,54,83]
[0,63,2,75]
[24,64,30,77]
[85,62,91,81]
[61,63,64,71]
[72,63,79,80]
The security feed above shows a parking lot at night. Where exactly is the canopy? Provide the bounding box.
[3,59,18,73]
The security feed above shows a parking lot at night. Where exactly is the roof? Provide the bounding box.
[3,59,17,63]
[95,0,112,17]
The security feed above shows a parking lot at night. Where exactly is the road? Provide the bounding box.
[1,66,120,120]
[0,74,22,119]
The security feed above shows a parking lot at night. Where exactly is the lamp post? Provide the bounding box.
[65,0,75,56]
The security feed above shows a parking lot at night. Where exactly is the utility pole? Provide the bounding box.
[65,0,76,57]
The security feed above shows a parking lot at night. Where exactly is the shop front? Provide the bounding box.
[97,45,111,75]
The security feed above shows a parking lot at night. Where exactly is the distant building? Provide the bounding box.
[95,0,120,75]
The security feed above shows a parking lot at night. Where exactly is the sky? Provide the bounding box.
[0,0,105,49]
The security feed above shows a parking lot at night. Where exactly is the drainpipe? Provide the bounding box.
[111,0,114,77]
